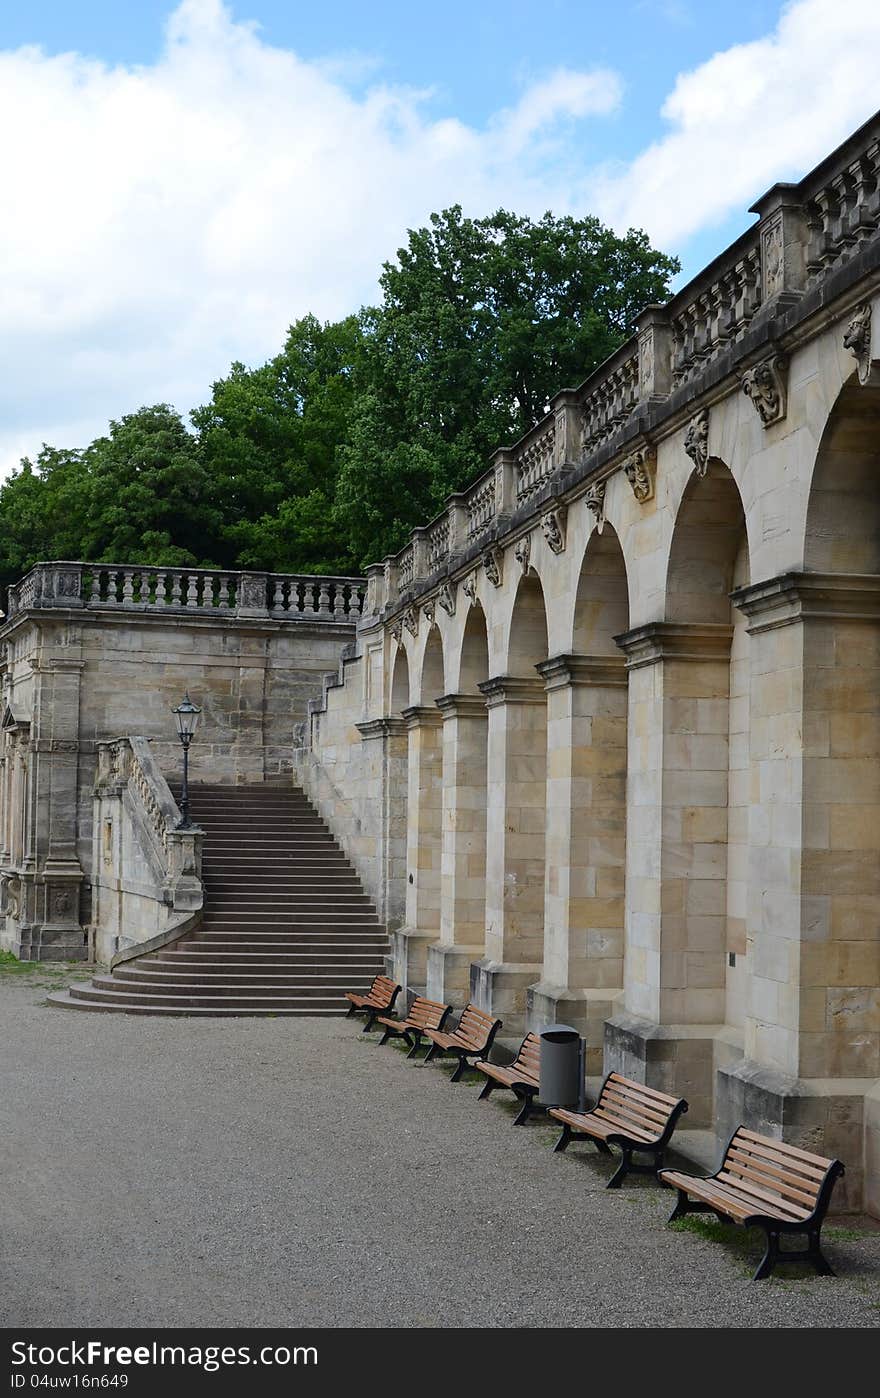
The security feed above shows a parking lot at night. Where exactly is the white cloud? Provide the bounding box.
[2,0,880,478]
[0,0,621,475]
[593,0,880,243]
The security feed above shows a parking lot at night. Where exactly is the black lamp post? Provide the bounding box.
[172,691,201,828]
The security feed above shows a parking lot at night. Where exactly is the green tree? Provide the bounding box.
[333,205,679,564]
[78,404,221,566]
[0,447,90,588]
[194,313,364,574]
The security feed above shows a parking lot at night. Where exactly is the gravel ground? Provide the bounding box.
[1,963,878,1329]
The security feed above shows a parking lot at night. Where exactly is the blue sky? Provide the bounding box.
[1,0,878,473]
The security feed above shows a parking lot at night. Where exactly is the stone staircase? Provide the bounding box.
[49,783,388,1015]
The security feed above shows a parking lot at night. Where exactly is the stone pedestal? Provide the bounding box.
[527,981,623,1074]
[426,941,483,1007]
[716,1058,869,1213]
[604,1011,743,1128]
[389,925,434,998]
[470,957,541,1038]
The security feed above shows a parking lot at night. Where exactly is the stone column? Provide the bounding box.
[25,647,87,959]
[471,674,546,1032]
[530,653,628,1069]
[608,622,734,1123]
[356,716,408,991]
[428,692,488,1004]
[715,573,880,1210]
[398,704,444,993]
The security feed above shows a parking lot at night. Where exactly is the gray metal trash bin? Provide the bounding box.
[539,1024,582,1108]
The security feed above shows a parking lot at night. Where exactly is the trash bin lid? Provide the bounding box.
[539,1023,580,1042]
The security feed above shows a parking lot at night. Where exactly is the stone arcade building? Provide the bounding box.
[3,114,880,1215]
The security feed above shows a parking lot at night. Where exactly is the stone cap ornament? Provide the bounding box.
[741,352,788,426]
[684,407,710,477]
[623,445,656,504]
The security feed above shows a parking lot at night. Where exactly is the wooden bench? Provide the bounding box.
[549,1072,688,1189]
[422,1004,503,1082]
[344,975,401,1032]
[376,996,452,1057]
[475,1032,541,1125]
[660,1127,845,1280]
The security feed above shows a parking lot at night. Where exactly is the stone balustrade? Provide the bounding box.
[375,109,880,613]
[92,735,203,962]
[6,562,366,624]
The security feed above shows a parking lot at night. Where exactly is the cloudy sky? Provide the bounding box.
[2,0,879,476]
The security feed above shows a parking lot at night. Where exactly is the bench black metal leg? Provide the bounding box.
[512,1091,535,1126]
[606,1148,631,1189]
[449,1053,468,1083]
[478,1079,495,1100]
[378,1026,392,1045]
[809,1230,835,1277]
[594,1140,612,1155]
[405,1032,423,1059]
[668,1189,691,1222]
[346,1003,356,1017]
[754,1229,780,1281]
[553,1123,573,1153]
[423,1042,440,1063]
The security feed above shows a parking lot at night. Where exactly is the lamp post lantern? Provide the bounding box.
[172,691,201,828]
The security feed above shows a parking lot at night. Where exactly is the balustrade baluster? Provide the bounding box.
[272,579,286,612]
[155,573,166,606]
[333,585,347,618]
[217,575,229,609]
[170,571,182,607]
[90,571,102,603]
[122,571,134,605]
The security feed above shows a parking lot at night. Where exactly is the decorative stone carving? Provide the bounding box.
[761,216,784,299]
[514,534,531,574]
[462,573,478,605]
[437,581,457,616]
[6,876,21,920]
[390,620,403,645]
[237,572,268,611]
[542,505,568,552]
[482,548,503,588]
[422,599,435,627]
[638,331,654,395]
[623,446,657,504]
[403,607,419,637]
[843,302,873,385]
[584,483,606,534]
[684,408,710,478]
[741,353,788,426]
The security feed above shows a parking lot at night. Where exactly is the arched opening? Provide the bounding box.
[390,642,410,715]
[793,378,880,1077]
[404,626,445,950]
[542,525,629,1057]
[657,460,750,1031]
[437,605,490,989]
[805,379,880,572]
[482,572,549,992]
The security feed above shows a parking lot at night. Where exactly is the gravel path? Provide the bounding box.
[1,965,878,1329]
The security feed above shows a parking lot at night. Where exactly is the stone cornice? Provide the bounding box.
[536,653,628,690]
[435,692,488,719]
[477,674,546,707]
[356,717,408,741]
[731,571,880,633]
[615,622,734,669]
[401,704,444,729]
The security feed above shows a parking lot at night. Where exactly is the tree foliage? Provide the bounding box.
[0,206,678,590]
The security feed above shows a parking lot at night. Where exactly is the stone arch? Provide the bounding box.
[539,522,630,1048]
[419,624,445,705]
[390,642,410,714]
[573,524,630,654]
[458,604,490,692]
[805,376,880,573]
[793,374,880,1079]
[481,568,549,1009]
[507,571,549,676]
[666,459,748,623]
[631,456,752,1041]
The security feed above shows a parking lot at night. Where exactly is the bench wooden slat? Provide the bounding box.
[715,1170,813,1221]
[723,1147,823,1207]
[598,1086,670,1130]
[606,1073,681,1109]
[735,1127,830,1174]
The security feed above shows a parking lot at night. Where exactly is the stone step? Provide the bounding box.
[47,989,346,1017]
[143,957,382,973]
[93,973,369,995]
[67,983,351,1010]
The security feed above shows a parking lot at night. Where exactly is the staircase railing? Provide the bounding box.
[92,735,204,964]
